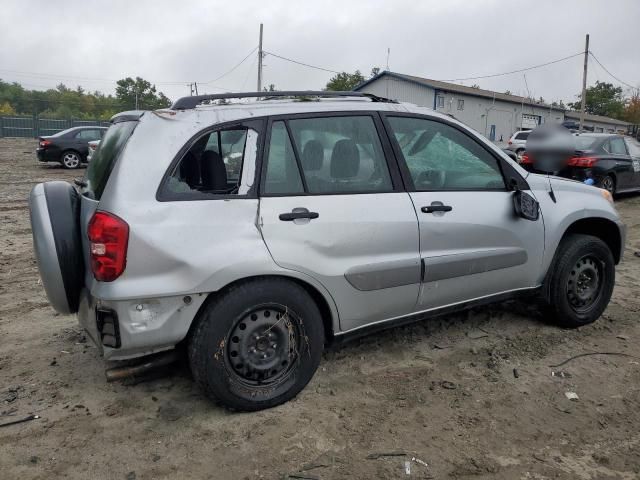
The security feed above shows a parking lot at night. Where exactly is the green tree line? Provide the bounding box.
[0,77,171,120]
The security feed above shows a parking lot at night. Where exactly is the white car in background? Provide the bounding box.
[87,140,100,162]
[506,130,531,160]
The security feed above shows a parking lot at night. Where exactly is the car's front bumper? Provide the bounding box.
[78,287,208,360]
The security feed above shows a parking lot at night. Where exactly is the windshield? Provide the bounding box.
[574,136,598,150]
[83,121,137,200]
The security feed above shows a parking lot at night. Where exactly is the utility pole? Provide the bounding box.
[135,89,139,110]
[194,82,198,96]
[257,23,263,92]
[579,34,590,132]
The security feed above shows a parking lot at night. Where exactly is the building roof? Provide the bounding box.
[354,71,565,112]
[563,110,630,126]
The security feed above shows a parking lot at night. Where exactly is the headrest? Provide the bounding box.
[301,140,324,172]
[330,139,360,179]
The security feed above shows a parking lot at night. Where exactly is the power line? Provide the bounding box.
[264,51,341,74]
[435,52,584,82]
[202,46,258,85]
[589,51,638,91]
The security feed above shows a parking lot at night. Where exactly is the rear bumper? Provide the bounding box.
[36,148,58,162]
[78,287,208,360]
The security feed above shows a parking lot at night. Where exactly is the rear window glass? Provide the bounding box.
[514,131,529,140]
[574,136,598,150]
[83,121,137,200]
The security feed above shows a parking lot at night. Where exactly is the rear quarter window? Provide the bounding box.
[83,121,137,200]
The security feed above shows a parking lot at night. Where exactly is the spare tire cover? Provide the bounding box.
[29,181,84,314]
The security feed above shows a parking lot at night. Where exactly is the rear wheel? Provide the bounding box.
[188,278,324,411]
[599,174,615,194]
[543,234,615,328]
[61,150,82,169]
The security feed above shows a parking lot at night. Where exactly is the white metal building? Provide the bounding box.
[355,71,568,142]
[562,111,630,134]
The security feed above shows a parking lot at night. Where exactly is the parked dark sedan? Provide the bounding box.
[37,126,107,169]
[522,133,640,195]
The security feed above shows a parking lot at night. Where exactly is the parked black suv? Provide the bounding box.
[36,126,107,169]
[522,133,640,194]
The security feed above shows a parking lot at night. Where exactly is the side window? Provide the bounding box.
[609,137,628,155]
[387,116,506,191]
[436,96,445,108]
[76,129,101,140]
[164,126,256,197]
[264,116,393,195]
[515,131,530,141]
[457,99,464,111]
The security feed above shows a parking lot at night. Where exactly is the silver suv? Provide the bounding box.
[30,92,625,411]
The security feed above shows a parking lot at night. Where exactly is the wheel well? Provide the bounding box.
[187,275,336,345]
[563,218,622,264]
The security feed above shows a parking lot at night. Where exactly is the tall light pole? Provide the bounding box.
[257,23,264,92]
[579,34,590,132]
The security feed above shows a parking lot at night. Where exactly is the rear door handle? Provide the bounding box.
[279,211,319,221]
[421,204,452,213]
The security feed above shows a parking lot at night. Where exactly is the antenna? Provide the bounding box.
[386,47,390,71]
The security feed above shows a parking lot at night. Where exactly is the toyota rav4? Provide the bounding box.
[29,91,626,411]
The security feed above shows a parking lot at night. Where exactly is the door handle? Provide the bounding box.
[279,211,319,221]
[421,204,452,213]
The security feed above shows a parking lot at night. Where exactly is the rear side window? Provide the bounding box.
[160,125,259,199]
[84,121,137,200]
[263,115,393,195]
[76,129,102,140]
[514,131,529,141]
[608,137,628,155]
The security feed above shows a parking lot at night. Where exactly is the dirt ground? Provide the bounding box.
[1,137,640,480]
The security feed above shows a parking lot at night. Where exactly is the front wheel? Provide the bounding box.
[543,234,615,328]
[188,278,324,411]
[60,151,82,169]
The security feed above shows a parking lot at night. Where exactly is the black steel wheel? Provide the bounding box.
[188,278,324,411]
[544,234,615,328]
[226,305,300,386]
[566,255,604,314]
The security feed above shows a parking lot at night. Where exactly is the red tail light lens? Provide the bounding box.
[39,140,51,147]
[508,140,512,145]
[567,156,597,167]
[87,211,129,282]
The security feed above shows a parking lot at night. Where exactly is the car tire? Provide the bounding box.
[543,234,615,328]
[60,150,82,169]
[188,278,324,411]
[599,174,616,195]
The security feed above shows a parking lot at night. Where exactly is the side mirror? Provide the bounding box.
[526,124,574,173]
[513,190,539,221]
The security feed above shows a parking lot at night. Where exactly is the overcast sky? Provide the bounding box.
[1,0,639,104]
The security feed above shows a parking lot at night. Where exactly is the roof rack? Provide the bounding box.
[170,91,396,110]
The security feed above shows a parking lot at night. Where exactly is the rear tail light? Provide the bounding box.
[87,211,129,282]
[567,156,598,167]
[89,144,97,151]
[39,140,51,147]
[508,140,512,145]
[521,153,532,164]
